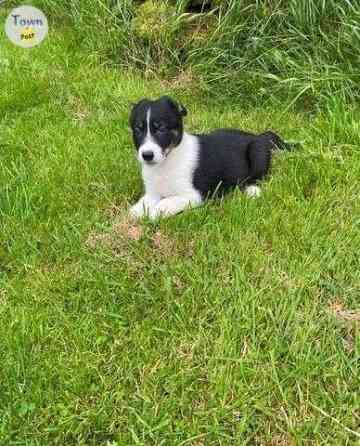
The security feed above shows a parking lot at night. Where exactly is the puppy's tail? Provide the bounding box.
[262,131,301,151]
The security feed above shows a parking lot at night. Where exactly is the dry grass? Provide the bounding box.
[66,94,91,123]
[329,301,360,323]
[328,300,359,353]
[85,213,143,255]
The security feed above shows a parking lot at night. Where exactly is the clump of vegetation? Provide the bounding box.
[130,0,182,73]
[132,1,177,42]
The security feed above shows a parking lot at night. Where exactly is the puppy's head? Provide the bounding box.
[129,96,187,166]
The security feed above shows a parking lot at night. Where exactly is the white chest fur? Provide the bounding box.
[141,132,200,198]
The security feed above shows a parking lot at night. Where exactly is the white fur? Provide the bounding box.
[245,184,261,198]
[130,132,203,220]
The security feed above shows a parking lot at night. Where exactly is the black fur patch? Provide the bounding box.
[193,129,286,198]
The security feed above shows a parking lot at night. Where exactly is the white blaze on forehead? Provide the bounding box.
[138,105,165,165]
[145,107,151,140]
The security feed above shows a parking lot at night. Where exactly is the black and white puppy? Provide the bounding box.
[129,96,289,219]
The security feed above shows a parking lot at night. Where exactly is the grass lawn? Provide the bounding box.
[1,23,359,446]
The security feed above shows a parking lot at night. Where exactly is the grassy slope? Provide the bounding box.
[1,23,360,446]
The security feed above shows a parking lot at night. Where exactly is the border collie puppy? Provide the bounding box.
[129,96,290,219]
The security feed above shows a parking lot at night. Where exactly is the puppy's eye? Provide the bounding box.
[134,124,143,134]
[153,122,167,133]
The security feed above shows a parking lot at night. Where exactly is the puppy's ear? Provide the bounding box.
[160,96,187,117]
[129,98,151,124]
[178,103,187,117]
[130,98,150,112]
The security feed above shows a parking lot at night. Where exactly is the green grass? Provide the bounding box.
[1,19,360,446]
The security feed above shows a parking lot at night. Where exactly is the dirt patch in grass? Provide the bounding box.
[0,288,7,307]
[329,301,360,323]
[85,214,143,256]
[267,435,293,446]
[103,204,123,219]
[66,94,91,123]
[150,230,178,257]
[160,68,200,91]
[85,210,194,261]
[255,434,293,446]
[113,219,143,241]
[328,300,359,353]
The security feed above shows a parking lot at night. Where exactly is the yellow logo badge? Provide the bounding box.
[20,27,35,42]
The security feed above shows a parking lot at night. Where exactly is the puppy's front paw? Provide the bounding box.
[130,195,160,219]
[149,198,180,220]
[245,185,261,198]
[129,201,149,219]
[146,202,169,220]
[149,196,202,220]
[129,204,144,219]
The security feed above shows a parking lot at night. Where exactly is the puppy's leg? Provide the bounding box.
[244,137,273,198]
[150,194,202,219]
[245,184,261,198]
[130,194,161,219]
[247,139,272,182]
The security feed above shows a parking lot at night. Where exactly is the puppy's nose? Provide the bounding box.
[142,151,154,162]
